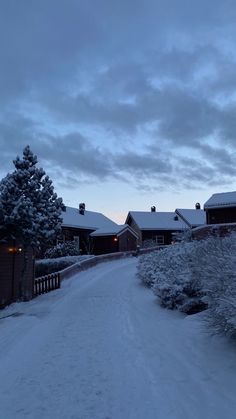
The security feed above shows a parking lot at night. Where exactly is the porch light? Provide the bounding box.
[113,237,118,242]
[7,247,23,254]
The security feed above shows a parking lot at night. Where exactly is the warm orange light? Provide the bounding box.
[8,247,23,254]
[8,247,16,253]
[113,237,118,242]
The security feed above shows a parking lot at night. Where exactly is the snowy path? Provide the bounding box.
[1,258,236,419]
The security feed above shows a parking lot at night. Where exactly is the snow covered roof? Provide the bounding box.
[204,192,236,209]
[90,224,138,238]
[62,206,118,231]
[175,209,206,227]
[127,211,188,230]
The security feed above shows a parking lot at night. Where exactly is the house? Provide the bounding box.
[175,204,206,229]
[192,191,236,240]
[126,207,188,246]
[204,191,236,224]
[90,225,138,255]
[61,203,137,254]
[61,203,118,253]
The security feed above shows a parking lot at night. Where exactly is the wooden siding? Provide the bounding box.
[142,230,180,245]
[206,207,236,224]
[0,241,34,308]
[126,217,142,244]
[118,230,137,252]
[92,236,119,255]
[61,226,94,254]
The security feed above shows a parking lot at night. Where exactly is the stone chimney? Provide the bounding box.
[79,203,85,215]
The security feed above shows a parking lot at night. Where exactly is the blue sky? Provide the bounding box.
[0,0,236,222]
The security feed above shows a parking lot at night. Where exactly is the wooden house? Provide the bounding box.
[90,225,138,255]
[204,191,236,224]
[126,208,188,246]
[61,203,137,254]
[175,205,206,229]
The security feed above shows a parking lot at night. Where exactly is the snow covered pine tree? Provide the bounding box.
[0,145,65,250]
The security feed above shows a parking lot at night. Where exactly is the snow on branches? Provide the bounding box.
[0,145,65,247]
[137,233,236,338]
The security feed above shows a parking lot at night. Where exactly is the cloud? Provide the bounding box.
[0,0,236,199]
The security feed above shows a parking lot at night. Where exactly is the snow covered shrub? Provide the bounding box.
[35,255,92,277]
[193,234,236,337]
[152,242,205,313]
[137,250,161,287]
[44,241,81,258]
[138,242,206,313]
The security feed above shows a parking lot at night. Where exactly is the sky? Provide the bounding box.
[0,0,236,223]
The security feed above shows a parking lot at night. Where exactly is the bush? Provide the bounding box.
[138,241,205,314]
[35,255,92,277]
[193,234,236,338]
[44,241,81,258]
[138,232,236,337]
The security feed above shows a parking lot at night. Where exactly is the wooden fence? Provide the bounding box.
[34,273,60,297]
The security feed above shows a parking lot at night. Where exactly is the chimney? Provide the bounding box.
[195,202,201,210]
[79,203,85,215]
[151,206,156,212]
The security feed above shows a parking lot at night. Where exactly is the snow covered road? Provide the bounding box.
[1,257,236,419]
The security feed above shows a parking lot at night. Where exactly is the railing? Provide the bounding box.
[34,273,60,297]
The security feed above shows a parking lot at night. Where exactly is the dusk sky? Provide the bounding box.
[1,0,236,223]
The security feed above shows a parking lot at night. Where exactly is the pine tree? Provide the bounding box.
[0,145,65,247]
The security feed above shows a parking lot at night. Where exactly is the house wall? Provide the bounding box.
[206,207,236,224]
[92,236,119,255]
[142,230,180,245]
[0,241,34,308]
[126,218,142,244]
[118,230,137,252]
[61,226,94,254]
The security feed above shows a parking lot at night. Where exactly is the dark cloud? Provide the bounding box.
[0,0,236,197]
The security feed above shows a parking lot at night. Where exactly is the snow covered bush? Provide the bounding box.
[138,232,236,336]
[138,249,165,287]
[138,242,206,314]
[44,241,81,258]
[193,234,236,338]
[35,255,91,277]
[0,145,65,247]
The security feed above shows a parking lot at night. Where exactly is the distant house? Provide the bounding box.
[204,191,236,224]
[61,203,118,253]
[90,225,138,255]
[175,204,206,229]
[61,203,137,254]
[192,192,236,240]
[126,207,188,246]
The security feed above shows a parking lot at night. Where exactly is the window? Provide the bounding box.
[154,235,164,245]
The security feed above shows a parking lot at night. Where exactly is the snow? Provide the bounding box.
[127,211,188,230]
[62,206,118,230]
[175,208,206,227]
[1,258,236,418]
[204,191,236,209]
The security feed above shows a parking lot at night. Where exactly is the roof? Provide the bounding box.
[204,191,236,209]
[62,206,118,231]
[90,224,138,238]
[175,209,206,227]
[126,211,188,230]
